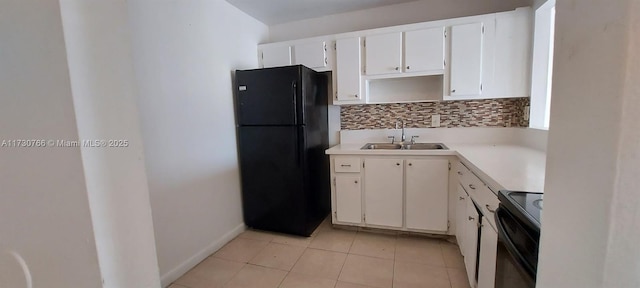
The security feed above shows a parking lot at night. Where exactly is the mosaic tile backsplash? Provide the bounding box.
[340,98,530,130]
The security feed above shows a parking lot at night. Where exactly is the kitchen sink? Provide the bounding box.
[361,143,403,150]
[360,143,448,150]
[402,143,448,150]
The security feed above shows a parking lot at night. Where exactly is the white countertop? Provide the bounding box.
[326,143,546,193]
[450,144,546,193]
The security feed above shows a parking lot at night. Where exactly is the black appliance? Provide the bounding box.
[494,190,543,288]
[234,65,330,237]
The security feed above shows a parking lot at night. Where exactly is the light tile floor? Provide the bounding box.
[170,218,470,288]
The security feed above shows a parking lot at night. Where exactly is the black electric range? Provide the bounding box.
[494,190,543,287]
[497,190,543,233]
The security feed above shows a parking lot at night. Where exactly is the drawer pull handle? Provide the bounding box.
[457,171,463,176]
[486,205,496,213]
[396,163,400,166]
[468,216,475,221]
[354,180,358,184]
[340,164,351,167]
[459,196,465,200]
[468,184,476,190]
[408,163,412,166]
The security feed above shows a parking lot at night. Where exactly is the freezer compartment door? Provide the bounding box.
[236,66,303,126]
[237,126,308,235]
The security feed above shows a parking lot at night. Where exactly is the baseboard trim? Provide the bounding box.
[160,223,246,288]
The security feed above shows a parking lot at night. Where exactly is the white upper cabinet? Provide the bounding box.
[258,7,531,104]
[492,10,531,97]
[365,32,403,75]
[450,22,484,97]
[366,28,445,76]
[261,45,292,68]
[335,37,362,102]
[294,41,327,69]
[404,27,446,73]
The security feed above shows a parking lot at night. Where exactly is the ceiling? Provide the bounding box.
[226,0,421,25]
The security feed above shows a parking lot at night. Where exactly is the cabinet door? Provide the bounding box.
[493,10,531,97]
[365,32,402,75]
[455,184,468,255]
[363,158,403,227]
[478,217,498,288]
[405,159,449,231]
[450,23,484,96]
[404,27,445,72]
[464,198,480,288]
[294,41,327,69]
[261,45,292,68]
[336,37,362,101]
[335,175,362,224]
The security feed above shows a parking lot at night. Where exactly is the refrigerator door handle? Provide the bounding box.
[292,81,298,125]
[296,126,304,168]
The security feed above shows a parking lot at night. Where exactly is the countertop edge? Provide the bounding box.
[325,143,546,193]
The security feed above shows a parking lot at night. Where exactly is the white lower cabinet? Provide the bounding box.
[455,184,468,255]
[405,158,449,231]
[455,161,501,288]
[330,155,450,233]
[478,217,498,288]
[335,174,362,224]
[363,158,404,228]
[464,197,479,288]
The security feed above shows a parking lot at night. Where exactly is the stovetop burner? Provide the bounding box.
[498,190,543,232]
[533,199,543,210]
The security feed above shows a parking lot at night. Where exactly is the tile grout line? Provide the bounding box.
[277,243,308,287]
[335,230,357,285]
[439,241,455,288]
[223,231,271,288]
[392,232,398,288]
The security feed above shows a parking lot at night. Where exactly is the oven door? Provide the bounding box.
[494,206,537,288]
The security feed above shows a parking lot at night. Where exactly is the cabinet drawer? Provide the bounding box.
[477,186,499,229]
[334,157,361,173]
[458,162,499,229]
[458,164,481,197]
[455,161,471,182]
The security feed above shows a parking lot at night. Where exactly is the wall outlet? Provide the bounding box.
[431,114,441,127]
[524,106,530,121]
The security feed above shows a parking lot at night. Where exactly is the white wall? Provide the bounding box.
[537,0,639,286]
[127,0,269,286]
[528,0,555,129]
[602,1,640,286]
[268,0,531,42]
[59,0,161,287]
[0,0,103,287]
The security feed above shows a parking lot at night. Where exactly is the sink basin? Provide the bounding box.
[402,143,448,150]
[360,143,448,150]
[361,143,403,150]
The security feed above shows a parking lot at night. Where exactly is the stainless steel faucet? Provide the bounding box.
[396,119,406,143]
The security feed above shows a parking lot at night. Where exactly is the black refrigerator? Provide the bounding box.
[235,65,330,236]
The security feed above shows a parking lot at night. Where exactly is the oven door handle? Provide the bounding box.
[495,207,537,280]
